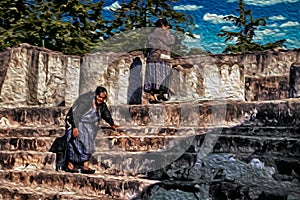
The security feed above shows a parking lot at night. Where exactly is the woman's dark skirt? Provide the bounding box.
[144,61,172,95]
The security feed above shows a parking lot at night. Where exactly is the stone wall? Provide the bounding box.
[0,44,80,107]
[0,44,299,107]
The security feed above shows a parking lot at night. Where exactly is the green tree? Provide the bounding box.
[218,0,285,53]
[0,0,35,47]
[110,0,195,36]
[0,0,107,55]
[95,0,199,56]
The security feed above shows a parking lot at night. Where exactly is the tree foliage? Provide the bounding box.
[109,0,195,36]
[0,0,107,55]
[95,0,199,56]
[218,0,286,53]
[0,0,201,56]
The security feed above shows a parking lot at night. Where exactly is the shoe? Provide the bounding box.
[157,94,168,101]
[149,95,160,104]
[149,98,160,104]
[81,168,95,174]
[64,167,79,173]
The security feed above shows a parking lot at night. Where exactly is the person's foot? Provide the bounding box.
[157,94,168,101]
[64,162,79,173]
[81,161,95,174]
[64,167,79,173]
[149,95,160,104]
[81,168,96,174]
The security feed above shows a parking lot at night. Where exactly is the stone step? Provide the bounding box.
[1,124,299,139]
[96,133,300,152]
[0,106,68,127]
[0,137,55,152]
[209,134,300,157]
[236,153,300,178]
[0,179,118,200]
[0,151,55,170]
[0,135,193,152]
[220,126,300,138]
[1,99,300,127]
[0,169,159,199]
[93,136,300,176]
[1,131,299,172]
[0,126,65,137]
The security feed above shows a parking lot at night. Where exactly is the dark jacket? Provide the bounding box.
[65,91,114,130]
[147,28,175,62]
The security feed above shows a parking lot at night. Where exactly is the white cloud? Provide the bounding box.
[280,21,300,27]
[103,1,121,11]
[221,25,239,32]
[286,39,300,46]
[173,5,203,10]
[203,13,234,24]
[268,23,279,27]
[254,28,286,40]
[269,15,286,21]
[211,42,227,47]
[227,0,299,6]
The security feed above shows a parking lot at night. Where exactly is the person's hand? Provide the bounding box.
[72,128,79,138]
[111,125,118,131]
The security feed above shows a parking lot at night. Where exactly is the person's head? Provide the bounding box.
[95,86,108,105]
[154,18,170,29]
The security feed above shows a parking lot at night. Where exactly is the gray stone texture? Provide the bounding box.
[1,44,300,107]
[0,44,300,199]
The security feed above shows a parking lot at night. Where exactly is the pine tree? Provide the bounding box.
[218,0,285,53]
[95,0,197,56]
[0,0,35,48]
[0,0,107,55]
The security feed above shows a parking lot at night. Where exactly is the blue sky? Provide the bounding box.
[102,0,300,54]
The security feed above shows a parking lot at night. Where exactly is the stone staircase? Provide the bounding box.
[0,99,300,199]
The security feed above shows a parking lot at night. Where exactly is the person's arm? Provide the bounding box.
[100,103,118,130]
[65,108,75,130]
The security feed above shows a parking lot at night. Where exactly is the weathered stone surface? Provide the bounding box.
[0,170,158,199]
[245,76,289,101]
[0,127,65,137]
[0,100,298,199]
[289,63,300,98]
[0,151,55,170]
[1,99,300,128]
[0,106,68,126]
[0,179,117,200]
[1,45,299,107]
[0,137,54,151]
[211,135,300,157]
[93,151,195,176]
[95,135,194,152]
[80,51,146,106]
[138,152,300,199]
[0,44,81,107]
[220,126,300,138]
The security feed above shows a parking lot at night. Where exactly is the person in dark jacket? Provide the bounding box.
[144,18,175,103]
[64,86,118,174]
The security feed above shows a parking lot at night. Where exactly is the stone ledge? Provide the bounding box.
[0,126,65,137]
[0,151,55,170]
[0,169,158,199]
[0,98,300,127]
[0,179,117,200]
[0,137,55,152]
[2,125,300,138]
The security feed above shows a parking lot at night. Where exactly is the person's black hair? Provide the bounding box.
[95,86,108,96]
[154,18,170,28]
